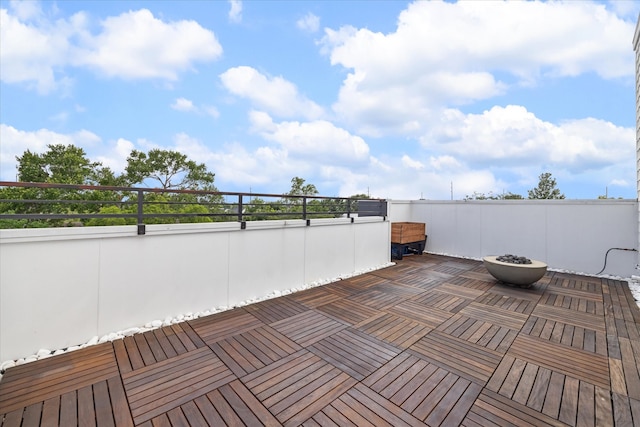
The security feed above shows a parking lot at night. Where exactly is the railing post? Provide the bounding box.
[302,197,308,224]
[347,198,352,218]
[238,194,243,222]
[137,190,145,235]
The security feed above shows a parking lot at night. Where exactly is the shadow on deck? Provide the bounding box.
[1,254,640,426]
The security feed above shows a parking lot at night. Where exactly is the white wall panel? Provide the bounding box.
[0,240,100,361]
[228,224,305,306]
[304,221,355,284]
[97,231,230,334]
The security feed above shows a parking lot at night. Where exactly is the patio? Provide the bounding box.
[1,253,639,426]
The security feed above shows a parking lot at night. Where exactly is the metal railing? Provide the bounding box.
[0,181,387,234]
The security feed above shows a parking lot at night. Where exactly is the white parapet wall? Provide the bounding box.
[0,217,390,362]
[389,199,638,278]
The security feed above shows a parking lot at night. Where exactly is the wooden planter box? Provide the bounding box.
[391,222,426,244]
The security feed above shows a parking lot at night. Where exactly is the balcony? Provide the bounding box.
[1,253,639,426]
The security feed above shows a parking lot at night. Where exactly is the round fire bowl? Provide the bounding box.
[482,256,547,287]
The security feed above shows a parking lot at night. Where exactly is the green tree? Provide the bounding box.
[125,149,216,190]
[527,172,565,199]
[503,192,524,200]
[16,144,112,185]
[287,177,318,197]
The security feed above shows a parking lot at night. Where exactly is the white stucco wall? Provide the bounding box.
[0,217,389,362]
[392,199,638,277]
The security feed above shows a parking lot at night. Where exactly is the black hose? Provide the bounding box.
[596,248,638,275]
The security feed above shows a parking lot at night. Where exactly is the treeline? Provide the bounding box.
[0,145,365,228]
[464,173,565,200]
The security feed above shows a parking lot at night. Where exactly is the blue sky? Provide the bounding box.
[1,0,639,199]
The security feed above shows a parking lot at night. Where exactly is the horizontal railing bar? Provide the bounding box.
[0,181,376,202]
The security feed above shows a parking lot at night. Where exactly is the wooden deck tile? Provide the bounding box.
[289,287,342,308]
[309,328,400,381]
[457,302,529,330]
[323,275,385,297]
[362,352,482,425]
[393,272,443,290]
[242,350,357,426]
[356,312,431,348]
[522,315,608,355]
[409,331,503,385]
[209,325,302,377]
[122,347,235,424]
[445,275,496,291]
[0,343,119,414]
[508,334,610,390]
[465,389,568,427]
[271,310,348,346]
[145,380,280,427]
[410,289,473,314]
[476,287,542,314]
[347,289,410,311]
[438,314,519,353]
[386,300,454,328]
[243,296,309,324]
[316,299,381,325]
[312,383,426,427]
[532,304,606,333]
[188,308,264,344]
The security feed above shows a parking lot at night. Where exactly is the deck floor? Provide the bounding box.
[2,254,640,426]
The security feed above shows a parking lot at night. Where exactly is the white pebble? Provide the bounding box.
[151,320,162,328]
[53,349,65,356]
[86,336,98,346]
[66,345,81,352]
[123,328,139,337]
[37,349,51,357]
[1,360,16,371]
[25,355,37,363]
[15,358,26,366]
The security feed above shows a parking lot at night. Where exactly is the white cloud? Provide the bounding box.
[401,155,424,170]
[297,12,320,33]
[170,97,219,119]
[220,66,324,120]
[78,9,222,80]
[228,0,242,23]
[203,106,220,119]
[0,6,222,92]
[321,1,635,136]
[248,111,370,167]
[421,105,634,174]
[171,97,197,112]
[0,7,74,93]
